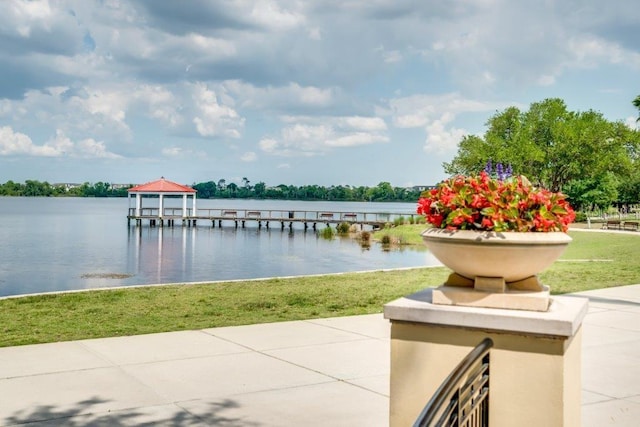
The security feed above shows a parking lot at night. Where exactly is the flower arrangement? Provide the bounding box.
[417,163,576,232]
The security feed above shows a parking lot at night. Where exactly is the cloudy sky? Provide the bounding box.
[0,0,638,188]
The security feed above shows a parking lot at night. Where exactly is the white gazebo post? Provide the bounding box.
[136,193,142,217]
[182,194,188,218]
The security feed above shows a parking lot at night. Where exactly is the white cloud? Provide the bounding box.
[342,116,387,131]
[387,93,507,131]
[162,147,183,157]
[134,85,182,128]
[249,0,306,31]
[241,151,257,162]
[326,132,388,147]
[424,116,467,154]
[75,138,121,159]
[259,115,389,156]
[191,83,244,138]
[0,127,120,159]
[225,81,335,111]
[0,126,58,156]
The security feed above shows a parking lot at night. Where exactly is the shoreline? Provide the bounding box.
[0,265,443,301]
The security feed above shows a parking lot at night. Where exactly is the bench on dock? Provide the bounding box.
[624,221,639,231]
[319,212,334,220]
[247,211,261,218]
[222,210,237,218]
[602,220,621,230]
[341,213,358,221]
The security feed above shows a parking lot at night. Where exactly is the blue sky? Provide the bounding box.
[0,0,638,188]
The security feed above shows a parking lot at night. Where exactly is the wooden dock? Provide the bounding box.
[127,208,416,230]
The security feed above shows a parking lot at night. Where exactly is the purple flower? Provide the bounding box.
[496,163,504,180]
[484,160,492,175]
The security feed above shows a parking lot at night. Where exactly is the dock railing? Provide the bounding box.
[128,207,418,226]
[413,338,493,427]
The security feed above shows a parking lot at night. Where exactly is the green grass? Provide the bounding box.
[0,268,450,347]
[0,226,638,347]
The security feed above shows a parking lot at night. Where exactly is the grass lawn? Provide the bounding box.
[0,226,637,347]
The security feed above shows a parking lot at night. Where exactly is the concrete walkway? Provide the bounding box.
[1,286,639,426]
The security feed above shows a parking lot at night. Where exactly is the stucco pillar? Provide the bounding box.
[192,194,196,217]
[159,194,164,218]
[384,288,587,427]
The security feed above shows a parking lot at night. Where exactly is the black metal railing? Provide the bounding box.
[414,338,493,427]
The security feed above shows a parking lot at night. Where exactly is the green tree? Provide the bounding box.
[253,181,266,198]
[633,95,640,122]
[444,98,637,192]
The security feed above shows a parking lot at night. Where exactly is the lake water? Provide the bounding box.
[0,197,439,297]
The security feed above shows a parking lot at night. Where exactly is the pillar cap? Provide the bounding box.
[384,288,588,337]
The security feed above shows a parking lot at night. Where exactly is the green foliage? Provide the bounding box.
[336,222,351,234]
[443,98,640,197]
[319,225,335,239]
[564,172,619,210]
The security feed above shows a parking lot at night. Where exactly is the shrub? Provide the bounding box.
[319,226,335,239]
[393,216,405,226]
[337,222,351,234]
[574,211,587,222]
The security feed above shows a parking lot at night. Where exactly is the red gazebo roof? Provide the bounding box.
[128,177,196,193]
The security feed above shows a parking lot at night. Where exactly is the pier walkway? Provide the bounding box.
[127,208,417,230]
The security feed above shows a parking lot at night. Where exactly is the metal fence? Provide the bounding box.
[414,338,493,427]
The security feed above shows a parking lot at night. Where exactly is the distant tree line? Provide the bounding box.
[192,179,423,202]
[0,179,424,203]
[0,181,131,197]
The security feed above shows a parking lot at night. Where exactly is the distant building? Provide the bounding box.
[412,185,436,192]
[53,183,82,191]
[111,183,134,190]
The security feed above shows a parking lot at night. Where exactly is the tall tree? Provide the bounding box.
[444,98,638,192]
[633,95,640,122]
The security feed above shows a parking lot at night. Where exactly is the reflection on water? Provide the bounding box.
[0,197,439,297]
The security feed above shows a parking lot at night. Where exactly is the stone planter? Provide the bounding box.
[421,228,572,311]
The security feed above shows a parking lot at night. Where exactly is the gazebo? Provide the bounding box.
[127,177,197,226]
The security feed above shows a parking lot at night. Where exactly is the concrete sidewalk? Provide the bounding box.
[1,286,640,426]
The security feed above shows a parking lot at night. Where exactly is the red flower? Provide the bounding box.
[417,171,575,232]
